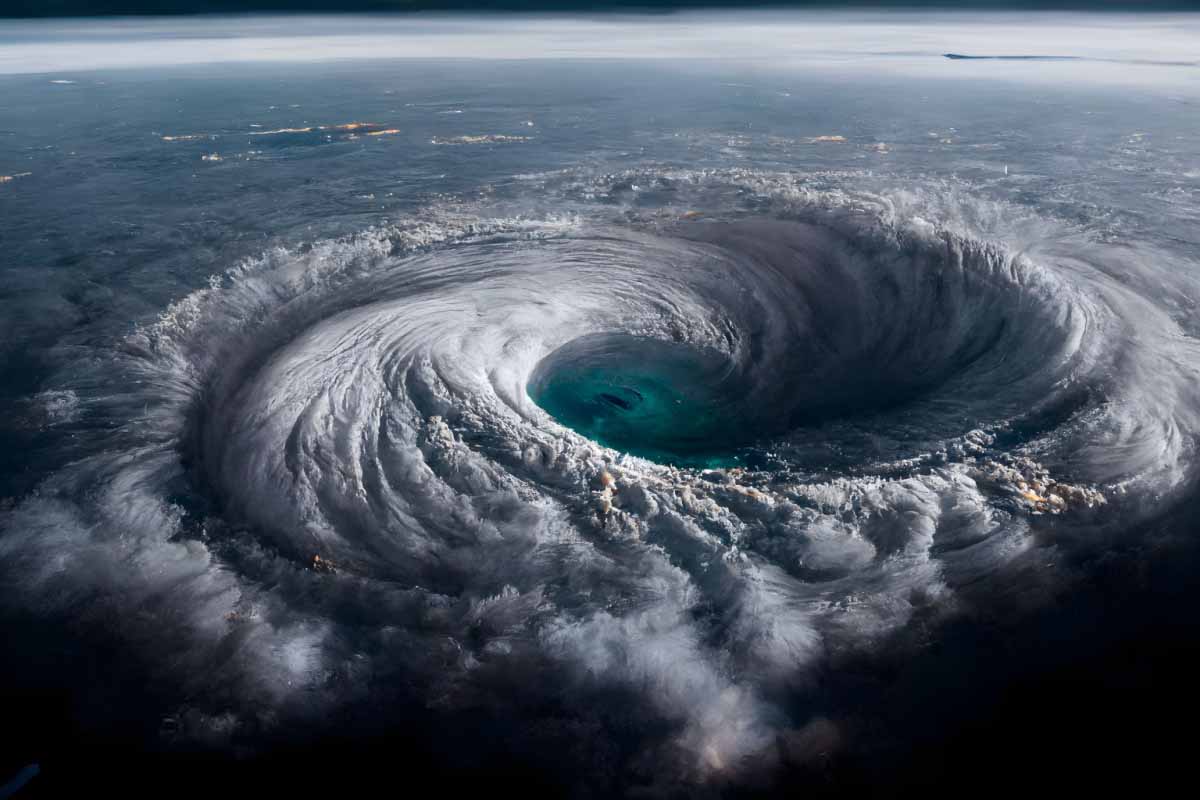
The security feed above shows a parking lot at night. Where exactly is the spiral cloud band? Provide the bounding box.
[2,169,1196,780]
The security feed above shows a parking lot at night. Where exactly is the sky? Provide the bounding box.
[4,1,1200,19]
[2,10,1197,83]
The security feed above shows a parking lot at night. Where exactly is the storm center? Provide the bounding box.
[528,334,751,466]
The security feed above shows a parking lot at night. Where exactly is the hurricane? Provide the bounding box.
[3,9,1200,795]
[1,159,1195,784]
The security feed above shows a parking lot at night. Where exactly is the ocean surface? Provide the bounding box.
[2,11,1199,796]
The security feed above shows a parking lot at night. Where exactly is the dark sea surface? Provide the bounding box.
[2,13,1200,797]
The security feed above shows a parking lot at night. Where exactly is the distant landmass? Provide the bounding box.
[944,52,1080,59]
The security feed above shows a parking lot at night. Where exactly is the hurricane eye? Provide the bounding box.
[527,333,747,466]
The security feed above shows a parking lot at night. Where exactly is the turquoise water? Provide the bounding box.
[528,335,748,467]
